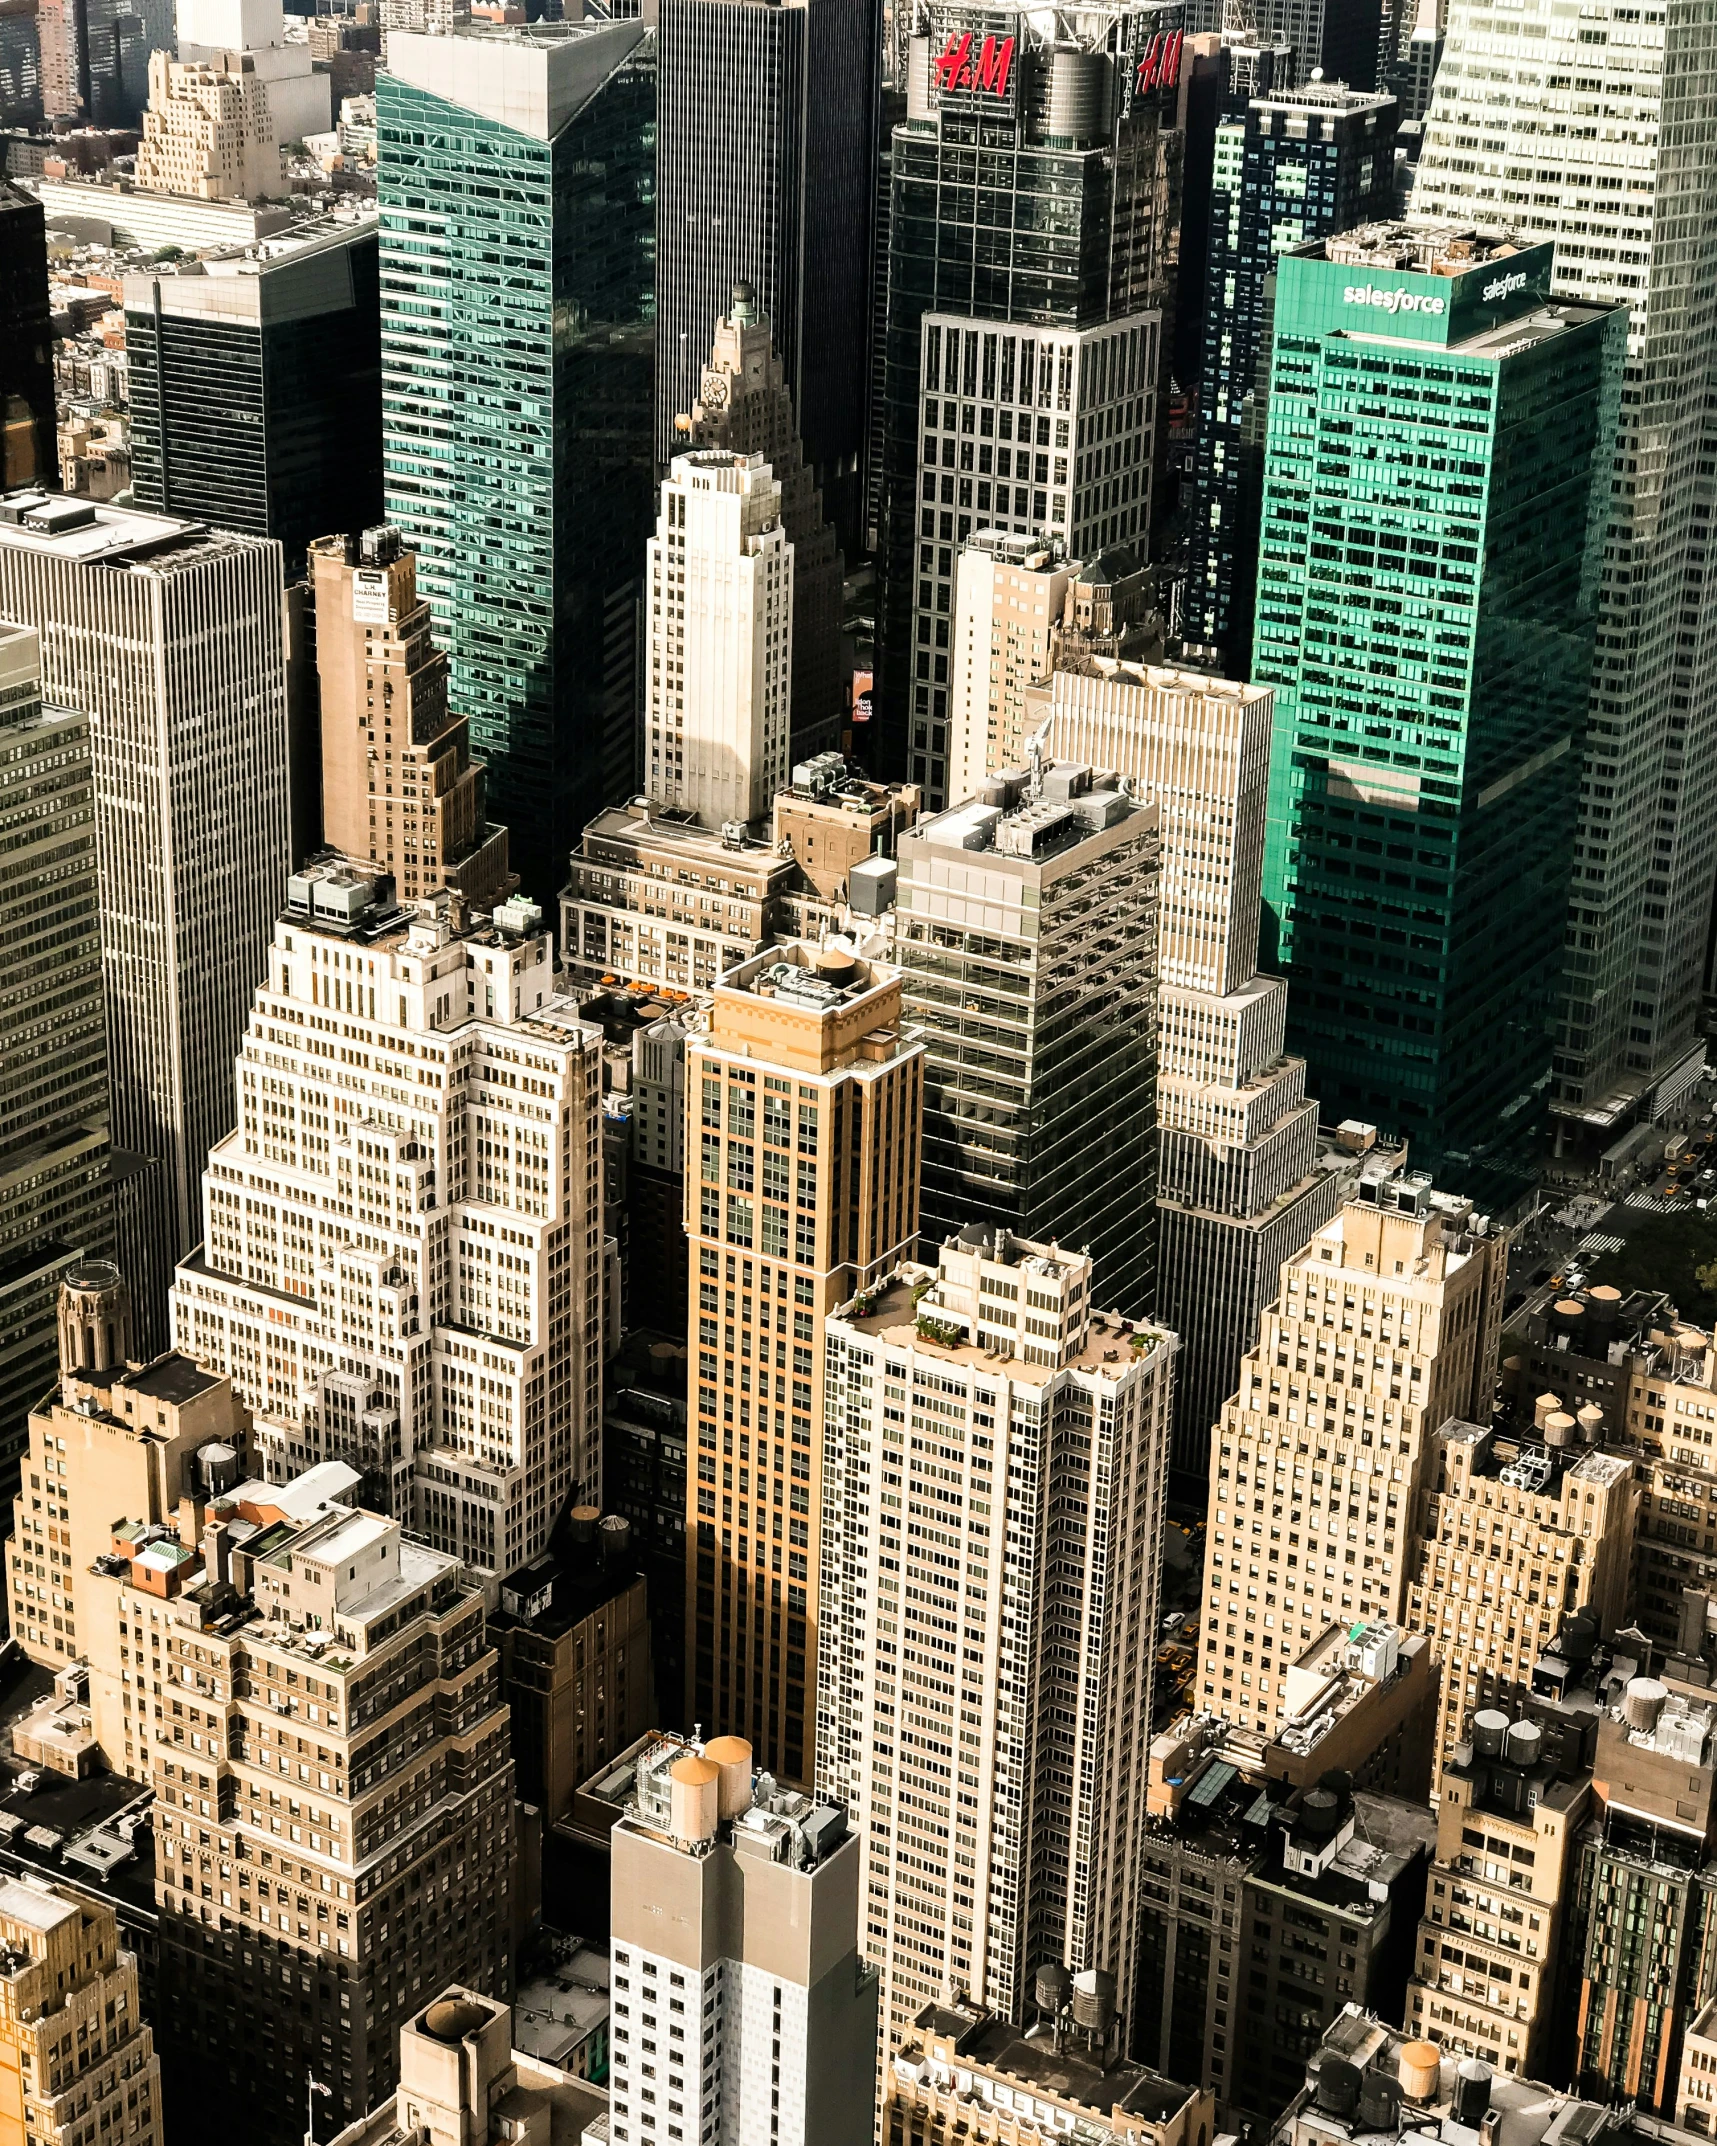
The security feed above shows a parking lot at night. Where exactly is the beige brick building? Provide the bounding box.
[135,50,282,201]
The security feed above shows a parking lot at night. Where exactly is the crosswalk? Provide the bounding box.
[1578,1231,1626,1257]
[1624,1193,1682,1214]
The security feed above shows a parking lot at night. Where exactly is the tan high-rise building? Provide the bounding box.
[134,49,282,201]
[645,450,793,829]
[680,284,845,762]
[946,533,1080,811]
[1195,1169,1508,1736]
[1406,1419,1634,1793]
[0,1878,162,2146]
[685,939,923,1783]
[310,526,512,908]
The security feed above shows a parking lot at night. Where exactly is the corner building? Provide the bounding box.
[685,941,924,1784]
[1253,224,1625,1169]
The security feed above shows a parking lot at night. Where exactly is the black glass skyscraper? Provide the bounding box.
[1182,79,1396,672]
[656,0,875,549]
[125,221,383,577]
[0,181,54,491]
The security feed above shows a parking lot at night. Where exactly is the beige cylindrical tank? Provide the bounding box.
[703,1735,754,1819]
[1623,1676,1668,1733]
[1577,1404,1605,1441]
[1398,2042,1441,2103]
[1544,1412,1576,1447]
[669,1755,720,1845]
[907,32,933,118]
[1534,1393,1562,1430]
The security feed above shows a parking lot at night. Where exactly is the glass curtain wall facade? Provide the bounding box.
[1255,228,1626,1175]
[379,22,657,907]
[1183,83,1397,673]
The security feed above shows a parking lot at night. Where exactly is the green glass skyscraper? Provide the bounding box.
[1255,223,1624,1175]
[379,22,656,905]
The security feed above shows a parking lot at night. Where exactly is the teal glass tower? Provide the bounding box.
[379,22,656,906]
[1255,224,1624,1177]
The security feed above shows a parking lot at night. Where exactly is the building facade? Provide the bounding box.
[310,525,512,906]
[607,1731,878,2146]
[133,49,283,201]
[170,858,606,1578]
[644,451,793,829]
[0,181,54,491]
[1254,224,1625,1171]
[1412,0,1717,1135]
[0,489,292,1355]
[817,1235,1175,2055]
[893,761,1160,1315]
[684,939,924,1783]
[125,222,382,578]
[379,21,656,905]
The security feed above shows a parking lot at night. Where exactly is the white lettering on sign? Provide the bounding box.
[1341,283,1447,317]
[1481,269,1529,302]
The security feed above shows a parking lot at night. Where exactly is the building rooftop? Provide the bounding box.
[613,1731,850,1870]
[1323,220,1529,273]
[1430,1417,1632,1498]
[912,757,1153,867]
[0,488,257,570]
[895,1998,1202,2134]
[833,1266,1169,1384]
[574,799,792,880]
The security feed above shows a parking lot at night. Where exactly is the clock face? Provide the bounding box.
[702,374,729,409]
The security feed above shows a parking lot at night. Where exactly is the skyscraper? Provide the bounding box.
[894,761,1160,1315]
[655,0,875,549]
[1194,1167,1508,1737]
[608,1732,878,2146]
[1412,0,1717,1137]
[1182,81,1398,673]
[685,939,924,1783]
[125,222,383,576]
[134,49,287,201]
[379,20,656,905]
[818,1233,1175,2054]
[644,450,794,827]
[310,525,511,905]
[1035,659,1355,1481]
[171,857,606,1574]
[0,181,54,491]
[679,284,846,762]
[0,624,114,1495]
[874,0,1180,799]
[945,531,1079,808]
[0,488,292,1355]
[1253,224,1625,1171]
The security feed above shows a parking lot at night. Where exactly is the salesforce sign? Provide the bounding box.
[1341,282,1448,318]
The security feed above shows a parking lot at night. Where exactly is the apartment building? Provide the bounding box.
[817,1233,1175,2051]
[685,939,924,1782]
[170,857,606,1578]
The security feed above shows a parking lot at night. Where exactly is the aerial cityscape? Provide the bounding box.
[1,0,1716,2140]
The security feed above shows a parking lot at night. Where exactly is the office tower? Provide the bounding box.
[874,1,1179,801]
[1414,0,1717,1139]
[175,0,332,143]
[310,525,511,904]
[885,2000,1210,2146]
[170,857,606,1574]
[1254,226,1625,1171]
[492,1508,654,1834]
[327,1988,608,2146]
[680,284,846,763]
[0,489,292,1355]
[655,0,873,550]
[0,627,114,1493]
[1137,1722,1434,2121]
[1195,1169,1508,1736]
[1561,1669,1717,2112]
[125,223,383,575]
[644,451,793,828]
[308,13,381,105]
[1405,1708,1590,2079]
[134,51,286,200]
[0,1878,162,2146]
[684,940,924,1782]
[608,1732,877,2146]
[817,1234,1176,2052]
[1406,1418,1633,1793]
[1035,658,1356,1477]
[561,800,800,996]
[1385,0,1443,124]
[0,182,54,491]
[35,0,171,127]
[1182,0,1389,87]
[894,762,1160,1314]
[379,21,656,907]
[946,533,1078,809]
[1183,83,1397,674]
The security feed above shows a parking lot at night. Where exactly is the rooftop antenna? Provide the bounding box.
[1024,713,1052,801]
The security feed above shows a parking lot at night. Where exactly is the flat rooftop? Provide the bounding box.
[0,488,252,570]
[836,1272,1167,1387]
[1324,220,1527,273]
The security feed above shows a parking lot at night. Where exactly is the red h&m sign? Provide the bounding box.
[1136,26,1183,89]
[934,29,1017,97]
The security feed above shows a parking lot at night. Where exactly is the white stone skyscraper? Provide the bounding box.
[171,856,605,1578]
[816,1232,1176,2056]
[0,488,291,1354]
[645,449,793,828]
[1412,1,1717,1135]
